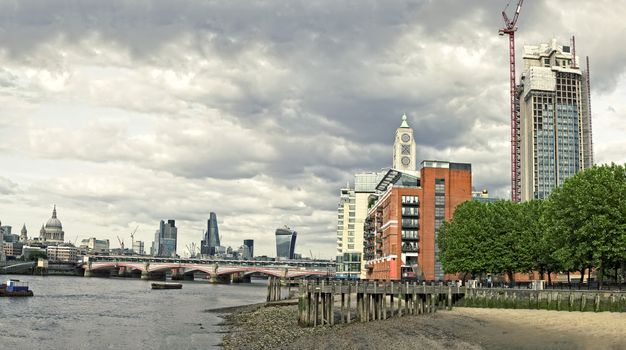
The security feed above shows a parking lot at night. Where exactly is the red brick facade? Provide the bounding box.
[365,162,472,281]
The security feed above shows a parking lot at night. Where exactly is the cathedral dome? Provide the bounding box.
[45,206,63,230]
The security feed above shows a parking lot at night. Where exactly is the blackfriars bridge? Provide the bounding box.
[81,255,335,283]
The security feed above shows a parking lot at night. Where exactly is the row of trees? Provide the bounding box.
[438,163,626,284]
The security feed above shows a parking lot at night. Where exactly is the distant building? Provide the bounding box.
[20,224,28,243]
[21,246,46,260]
[364,160,472,281]
[132,240,145,255]
[79,237,110,254]
[243,239,254,259]
[201,212,221,256]
[471,189,500,203]
[238,244,251,260]
[0,220,4,262]
[151,220,177,257]
[46,244,78,263]
[275,226,297,260]
[40,205,65,243]
[3,242,24,259]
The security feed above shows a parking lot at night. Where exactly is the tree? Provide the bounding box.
[544,163,626,285]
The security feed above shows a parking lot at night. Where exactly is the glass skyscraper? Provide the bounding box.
[152,219,177,257]
[518,39,593,200]
[201,212,220,256]
[275,227,297,259]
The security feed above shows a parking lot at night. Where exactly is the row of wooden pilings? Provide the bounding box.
[297,280,465,327]
[267,277,283,302]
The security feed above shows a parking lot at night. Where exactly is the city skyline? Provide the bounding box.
[1,1,625,259]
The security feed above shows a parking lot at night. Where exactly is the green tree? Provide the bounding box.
[544,163,626,285]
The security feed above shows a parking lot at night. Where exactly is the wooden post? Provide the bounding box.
[347,282,352,323]
[398,293,402,317]
[447,286,453,310]
[330,291,335,325]
[341,290,345,323]
[382,293,387,319]
[314,292,319,327]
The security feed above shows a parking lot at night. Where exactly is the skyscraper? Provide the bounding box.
[275,226,297,259]
[152,219,177,257]
[243,239,254,259]
[201,212,221,256]
[518,39,593,200]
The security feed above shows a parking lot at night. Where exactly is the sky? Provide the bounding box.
[0,0,625,259]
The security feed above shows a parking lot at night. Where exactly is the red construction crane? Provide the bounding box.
[499,0,524,202]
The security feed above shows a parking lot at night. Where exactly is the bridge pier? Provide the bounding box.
[84,268,93,277]
[141,270,150,280]
[208,274,231,284]
[231,272,251,283]
[171,268,185,280]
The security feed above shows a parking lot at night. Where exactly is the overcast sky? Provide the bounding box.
[1,0,624,259]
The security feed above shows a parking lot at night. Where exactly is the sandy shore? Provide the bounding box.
[217,303,626,350]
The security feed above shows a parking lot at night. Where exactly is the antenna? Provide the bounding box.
[571,35,577,68]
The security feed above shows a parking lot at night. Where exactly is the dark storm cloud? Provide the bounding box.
[1,0,625,256]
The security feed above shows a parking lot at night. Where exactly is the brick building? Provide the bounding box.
[364,161,472,281]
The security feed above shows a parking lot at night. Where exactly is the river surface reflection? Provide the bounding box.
[0,275,267,350]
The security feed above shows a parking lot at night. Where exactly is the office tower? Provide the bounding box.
[201,212,220,256]
[132,240,144,255]
[518,39,593,200]
[152,219,177,257]
[275,226,297,259]
[243,239,254,258]
[392,114,417,173]
[364,161,472,281]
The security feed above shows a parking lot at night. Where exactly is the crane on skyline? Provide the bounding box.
[499,0,524,202]
[130,225,138,252]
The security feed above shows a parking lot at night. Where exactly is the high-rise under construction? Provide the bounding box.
[518,39,593,200]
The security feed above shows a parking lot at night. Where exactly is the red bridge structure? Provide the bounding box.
[80,255,334,283]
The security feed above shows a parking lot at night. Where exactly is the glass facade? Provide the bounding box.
[275,227,297,259]
[201,212,220,256]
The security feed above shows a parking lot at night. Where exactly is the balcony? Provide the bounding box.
[401,208,419,217]
[401,244,419,253]
[401,219,419,229]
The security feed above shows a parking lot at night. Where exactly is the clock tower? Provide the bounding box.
[392,114,416,172]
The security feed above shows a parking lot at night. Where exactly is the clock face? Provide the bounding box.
[401,133,410,142]
[401,156,411,165]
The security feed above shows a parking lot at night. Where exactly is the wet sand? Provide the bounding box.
[219,304,626,350]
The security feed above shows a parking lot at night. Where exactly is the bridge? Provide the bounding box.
[80,255,335,283]
[0,261,36,274]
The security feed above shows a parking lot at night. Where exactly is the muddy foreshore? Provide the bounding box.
[213,303,626,350]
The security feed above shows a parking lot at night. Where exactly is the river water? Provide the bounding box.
[0,275,268,349]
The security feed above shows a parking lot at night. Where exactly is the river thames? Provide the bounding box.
[0,275,267,349]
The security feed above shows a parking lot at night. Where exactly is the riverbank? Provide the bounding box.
[218,304,626,349]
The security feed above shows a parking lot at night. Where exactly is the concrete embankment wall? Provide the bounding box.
[459,288,626,312]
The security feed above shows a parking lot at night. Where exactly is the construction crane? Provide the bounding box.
[117,235,124,250]
[130,225,138,252]
[499,0,524,202]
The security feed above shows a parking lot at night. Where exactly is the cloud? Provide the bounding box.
[0,0,625,258]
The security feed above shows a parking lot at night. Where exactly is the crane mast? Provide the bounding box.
[499,0,524,202]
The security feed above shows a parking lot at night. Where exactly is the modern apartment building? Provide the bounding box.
[335,172,383,279]
[518,39,593,200]
[364,161,472,281]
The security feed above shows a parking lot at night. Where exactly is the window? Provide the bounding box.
[401,144,411,155]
